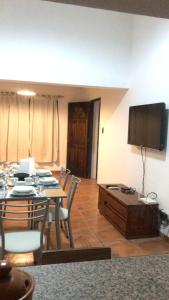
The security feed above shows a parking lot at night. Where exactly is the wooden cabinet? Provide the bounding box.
[98,184,159,239]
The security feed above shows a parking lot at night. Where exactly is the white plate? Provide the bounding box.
[12,186,35,194]
[36,169,52,176]
[39,177,58,184]
[15,181,35,186]
[43,181,58,185]
[25,181,34,186]
[10,192,36,197]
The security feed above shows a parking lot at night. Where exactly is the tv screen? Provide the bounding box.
[128,103,167,150]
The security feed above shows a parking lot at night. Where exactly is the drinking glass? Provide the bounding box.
[37,185,44,197]
[0,185,7,198]
[33,176,39,186]
[11,177,18,186]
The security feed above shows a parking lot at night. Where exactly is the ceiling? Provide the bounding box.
[44,0,169,19]
[2,0,167,98]
[0,80,127,101]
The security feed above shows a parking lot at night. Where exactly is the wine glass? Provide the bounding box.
[37,185,45,197]
[33,176,39,186]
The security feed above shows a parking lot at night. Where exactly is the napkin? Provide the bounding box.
[18,157,36,176]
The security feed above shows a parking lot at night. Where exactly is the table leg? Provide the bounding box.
[55,198,61,249]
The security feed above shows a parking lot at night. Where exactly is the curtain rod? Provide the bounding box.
[0,91,64,98]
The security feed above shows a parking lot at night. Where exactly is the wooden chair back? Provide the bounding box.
[42,247,111,265]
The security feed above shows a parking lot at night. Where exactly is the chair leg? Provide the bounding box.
[67,219,74,248]
[46,224,51,250]
[38,251,42,265]
[63,220,69,239]
[28,200,34,229]
[0,248,4,260]
[60,220,63,229]
[33,249,42,265]
[32,219,39,230]
[2,200,7,217]
[60,219,69,239]
[27,200,31,228]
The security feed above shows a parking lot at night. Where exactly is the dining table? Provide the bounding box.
[0,178,67,249]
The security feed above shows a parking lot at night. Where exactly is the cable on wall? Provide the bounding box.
[28,97,31,157]
[140,145,147,195]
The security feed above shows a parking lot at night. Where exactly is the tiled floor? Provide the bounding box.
[5,178,169,265]
[50,178,169,257]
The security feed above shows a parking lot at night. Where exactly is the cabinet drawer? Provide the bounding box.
[104,192,127,218]
[103,204,127,233]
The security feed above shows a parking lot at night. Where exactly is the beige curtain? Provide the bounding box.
[30,96,59,163]
[0,93,30,162]
[0,93,10,161]
[0,93,59,163]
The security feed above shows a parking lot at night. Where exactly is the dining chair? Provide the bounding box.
[59,166,71,190]
[51,166,71,206]
[58,167,71,232]
[42,247,111,264]
[0,198,49,264]
[48,175,80,248]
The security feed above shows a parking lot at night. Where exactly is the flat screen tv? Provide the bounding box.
[128,102,167,150]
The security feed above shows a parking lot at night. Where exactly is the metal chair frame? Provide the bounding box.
[59,167,71,190]
[48,175,80,248]
[0,199,49,264]
[51,166,71,207]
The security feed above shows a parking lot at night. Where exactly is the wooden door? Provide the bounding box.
[67,102,94,178]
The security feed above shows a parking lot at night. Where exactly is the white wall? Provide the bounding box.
[98,15,169,213]
[0,0,132,88]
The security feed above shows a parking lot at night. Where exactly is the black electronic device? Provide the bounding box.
[121,187,136,194]
[128,102,167,150]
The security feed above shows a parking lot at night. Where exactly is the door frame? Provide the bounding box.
[90,98,101,180]
[66,99,101,179]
